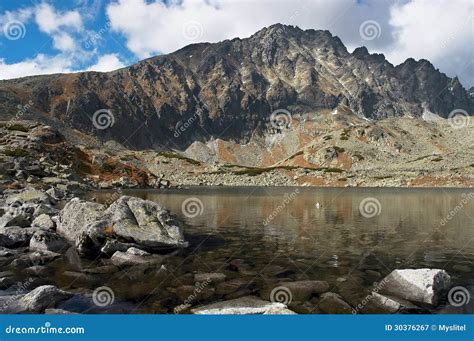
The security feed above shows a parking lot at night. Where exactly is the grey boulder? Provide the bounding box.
[29,230,70,253]
[19,285,73,313]
[31,214,55,230]
[191,296,294,315]
[379,269,451,305]
[105,196,188,250]
[57,196,187,255]
[0,226,37,248]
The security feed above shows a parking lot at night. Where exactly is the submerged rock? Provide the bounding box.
[110,249,162,266]
[215,278,255,295]
[279,280,329,302]
[175,285,215,302]
[362,292,423,314]
[379,269,451,305]
[318,292,353,314]
[194,273,226,284]
[18,285,73,313]
[191,296,294,314]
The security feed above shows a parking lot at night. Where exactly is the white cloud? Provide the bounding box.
[86,53,126,72]
[386,0,474,86]
[106,0,473,86]
[0,7,33,25]
[34,3,83,34]
[106,0,374,58]
[52,33,77,51]
[0,54,73,80]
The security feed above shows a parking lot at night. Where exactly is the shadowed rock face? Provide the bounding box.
[0,24,472,149]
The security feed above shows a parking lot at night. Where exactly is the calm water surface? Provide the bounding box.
[90,187,474,313]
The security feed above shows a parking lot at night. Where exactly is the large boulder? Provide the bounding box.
[18,285,73,313]
[57,196,187,256]
[105,196,187,250]
[379,269,451,305]
[191,296,294,314]
[56,198,106,243]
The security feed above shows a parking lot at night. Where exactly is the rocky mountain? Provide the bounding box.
[0,24,472,150]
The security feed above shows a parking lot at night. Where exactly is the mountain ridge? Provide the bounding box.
[0,23,472,149]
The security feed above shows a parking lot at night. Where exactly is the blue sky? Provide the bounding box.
[0,0,472,87]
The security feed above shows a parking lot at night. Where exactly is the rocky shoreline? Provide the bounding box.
[0,120,471,314]
[0,120,472,192]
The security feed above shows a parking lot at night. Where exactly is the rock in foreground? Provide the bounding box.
[191,296,295,315]
[380,269,451,305]
[19,285,73,313]
[57,196,188,255]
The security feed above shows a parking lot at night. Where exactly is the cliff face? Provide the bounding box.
[0,24,472,149]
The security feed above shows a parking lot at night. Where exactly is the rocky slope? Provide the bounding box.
[0,24,472,150]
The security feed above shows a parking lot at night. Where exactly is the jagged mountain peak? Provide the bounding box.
[0,24,472,149]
